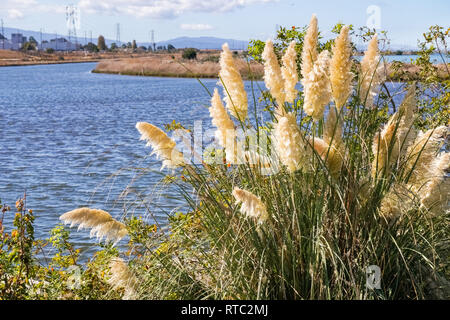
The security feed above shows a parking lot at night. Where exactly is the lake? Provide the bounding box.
[0,62,230,258]
[0,62,408,260]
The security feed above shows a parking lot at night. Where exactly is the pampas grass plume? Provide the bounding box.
[281,41,299,104]
[232,187,268,223]
[108,257,138,300]
[136,122,184,169]
[330,25,353,109]
[301,14,319,80]
[302,50,332,120]
[60,208,128,244]
[219,43,248,120]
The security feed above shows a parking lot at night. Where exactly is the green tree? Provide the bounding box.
[132,40,137,51]
[21,42,36,51]
[97,35,106,51]
[28,36,38,45]
[167,44,176,52]
[85,42,99,52]
[182,48,197,60]
[110,42,118,50]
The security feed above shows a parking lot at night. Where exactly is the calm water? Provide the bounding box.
[0,62,238,258]
[0,62,408,260]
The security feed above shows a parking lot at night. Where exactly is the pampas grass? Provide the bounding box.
[60,208,127,243]
[281,41,299,104]
[232,187,268,223]
[330,25,353,109]
[371,85,417,178]
[272,112,306,172]
[210,88,236,149]
[62,14,450,300]
[136,122,184,170]
[301,14,319,80]
[302,50,332,120]
[262,39,286,113]
[360,34,384,108]
[219,43,248,120]
[107,258,138,300]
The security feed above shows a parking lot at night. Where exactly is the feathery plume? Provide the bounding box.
[301,14,318,80]
[405,126,448,190]
[380,183,415,218]
[420,152,450,215]
[210,88,236,148]
[371,85,418,177]
[330,25,353,110]
[281,41,299,104]
[232,187,268,223]
[60,208,128,244]
[136,122,184,169]
[219,43,248,120]
[272,112,305,172]
[360,34,384,108]
[302,50,332,120]
[262,39,286,116]
[308,137,344,177]
[107,258,138,300]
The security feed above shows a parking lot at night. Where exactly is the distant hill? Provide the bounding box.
[0,27,248,50]
[0,26,417,51]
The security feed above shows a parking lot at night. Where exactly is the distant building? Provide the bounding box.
[40,37,80,51]
[0,33,23,50]
[11,33,27,45]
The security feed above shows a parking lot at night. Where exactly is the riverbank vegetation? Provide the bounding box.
[1,17,449,300]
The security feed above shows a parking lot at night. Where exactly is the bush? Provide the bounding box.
[182,48,198,60]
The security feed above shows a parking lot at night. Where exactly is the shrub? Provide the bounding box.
[59,15,449,300]
[182,48,198,60]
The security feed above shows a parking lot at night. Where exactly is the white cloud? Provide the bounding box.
[1,0,65,19]
[180,23,214,31]
[8,9,24,19]
[78,0,276,18]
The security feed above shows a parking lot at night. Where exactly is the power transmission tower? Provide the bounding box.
[1,19,4,49]
[66,4,79,50]
[116,23,121,45]
[151,30,155,51]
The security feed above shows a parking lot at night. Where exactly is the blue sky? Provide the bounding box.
[1,0,449,48]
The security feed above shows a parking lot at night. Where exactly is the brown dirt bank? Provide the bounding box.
[0,50,161,67]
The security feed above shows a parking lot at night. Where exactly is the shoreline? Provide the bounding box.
[0,59,101,67]
[92,58,449,82]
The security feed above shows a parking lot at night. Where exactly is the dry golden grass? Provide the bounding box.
[93,53,264,79]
